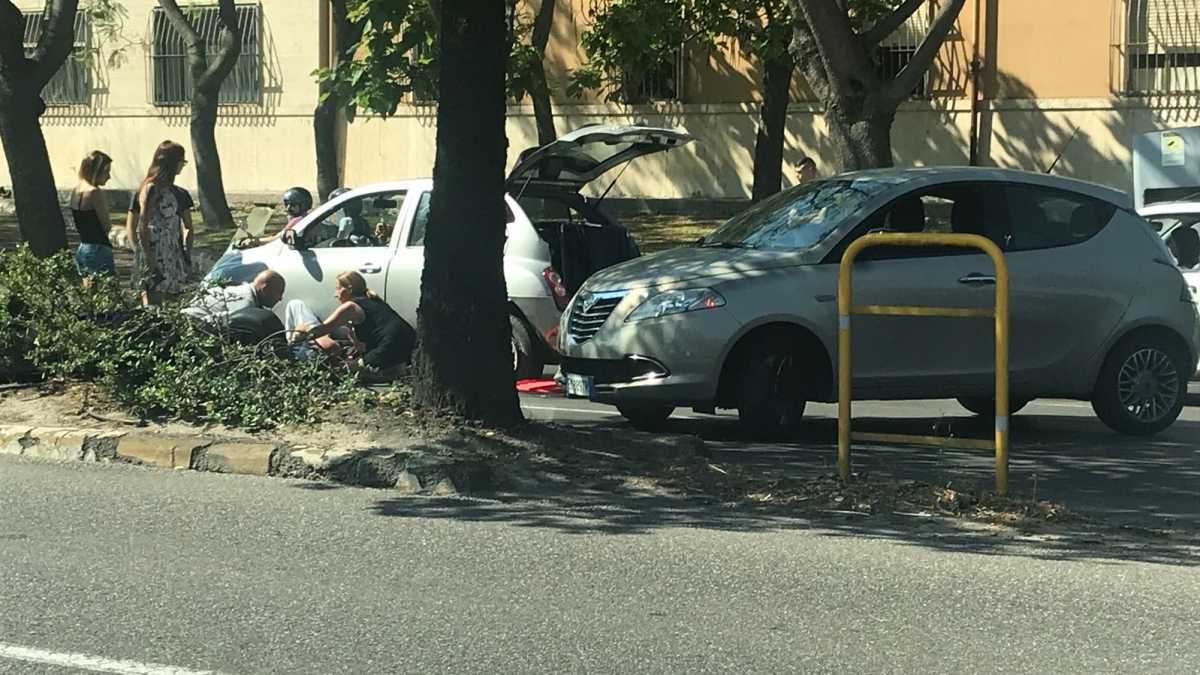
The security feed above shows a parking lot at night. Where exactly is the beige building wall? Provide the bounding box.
[0,0,1192,202]
[2,0,322,198]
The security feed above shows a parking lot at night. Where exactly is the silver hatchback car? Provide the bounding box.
[558,168,1200,436]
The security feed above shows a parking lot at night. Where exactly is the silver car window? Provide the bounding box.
[408,191,517,247]
[703,178,893,250]
[1003,184,1116,252]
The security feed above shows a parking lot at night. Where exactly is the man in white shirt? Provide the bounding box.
[184,269,285,327]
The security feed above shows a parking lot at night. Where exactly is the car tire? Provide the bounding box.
[736,338,807,439]
[957,397,1031,417]
[617,403,675,431]
[511,314,543,380]
[1091,335,1188,436]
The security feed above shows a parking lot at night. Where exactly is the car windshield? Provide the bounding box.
[702,178,895,250]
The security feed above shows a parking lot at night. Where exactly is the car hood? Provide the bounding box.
[506,124,693,196]
[582,245,809,292]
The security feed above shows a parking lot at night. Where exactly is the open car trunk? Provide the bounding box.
[508,124,694,295]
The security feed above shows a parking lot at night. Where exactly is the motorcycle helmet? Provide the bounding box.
[282,186,313,217]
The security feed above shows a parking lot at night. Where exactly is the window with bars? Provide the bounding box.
[638,48,684,102]
[874,4,931,99]
[22,12,89,105]
[150,4,262,106]
[611,48,683,103]
[1116,0,1200,95]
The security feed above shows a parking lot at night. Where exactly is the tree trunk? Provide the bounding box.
[0,0,80,257]
[825,99,895,171]
[414,0,522,426]
[528,60,556,147]
[528,0,557,146]
[190,86,235,228]
[0,91,67,256]
[751,52,794,202]
[158,0,240,229]
[314,0,362,202]
[313,94,341,202]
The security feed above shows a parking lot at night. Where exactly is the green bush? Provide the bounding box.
[0,245,356,429]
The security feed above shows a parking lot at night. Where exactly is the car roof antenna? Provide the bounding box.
[1045,122,1080,175]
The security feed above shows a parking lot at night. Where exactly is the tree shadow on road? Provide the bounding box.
[368,412,1200,569]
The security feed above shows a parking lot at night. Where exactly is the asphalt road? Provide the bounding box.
[521,386,1200,529]
[2,455,1200,674]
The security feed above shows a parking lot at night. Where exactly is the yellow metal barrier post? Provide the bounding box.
[837,233,1010,495]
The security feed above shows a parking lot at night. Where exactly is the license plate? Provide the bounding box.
[565,374,593,398]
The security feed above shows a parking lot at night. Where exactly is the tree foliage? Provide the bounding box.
[316,0,547,117]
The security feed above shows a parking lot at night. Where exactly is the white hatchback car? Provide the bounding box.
[203,125,693,377]
[1138,201,1200,377]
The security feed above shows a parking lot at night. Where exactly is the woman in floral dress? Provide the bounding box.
[129,141,192,306]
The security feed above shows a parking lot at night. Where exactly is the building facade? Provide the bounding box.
[2,0,1198,202]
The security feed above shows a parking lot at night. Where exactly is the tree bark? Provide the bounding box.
[414,0,522,426]
[751,51,794,202]
[788,0,966,172]
[315,0,364,202]
[528,0,557,146]
[158,0,241,229]
[825,99,895,170]
[0,93,67,256]
[313,95,341,203]
[0,0,80,257]
[189,87,234,228]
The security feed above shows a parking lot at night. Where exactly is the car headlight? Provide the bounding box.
[626,288,725,322]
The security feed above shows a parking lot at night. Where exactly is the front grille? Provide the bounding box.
[561,356,669,385]
[567,292,624,343]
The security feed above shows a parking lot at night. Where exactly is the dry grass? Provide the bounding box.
[624,214,725,253]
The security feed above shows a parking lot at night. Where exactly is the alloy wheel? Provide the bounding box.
[1117,347,1181,423]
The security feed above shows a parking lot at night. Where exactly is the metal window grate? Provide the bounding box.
[150,4,261,106]
[1115,0,1200,95]
[875,2,932,99]
[22,12,89,105]
[637,47,683,102]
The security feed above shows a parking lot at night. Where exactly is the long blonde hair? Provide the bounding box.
[336,270,381,300]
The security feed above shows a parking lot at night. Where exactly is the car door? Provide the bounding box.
[838,182,1009,399]
[1000,183,1133,394]
[382,190,429,328]
[384,191,528,330]
[276,189,406,321]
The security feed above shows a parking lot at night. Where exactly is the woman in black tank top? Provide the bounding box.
[290,271,416,373]
[70,151,115,277]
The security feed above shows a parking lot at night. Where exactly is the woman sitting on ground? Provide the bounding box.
[287,271,415,377]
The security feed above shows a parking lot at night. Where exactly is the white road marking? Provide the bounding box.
[0,642,222,675]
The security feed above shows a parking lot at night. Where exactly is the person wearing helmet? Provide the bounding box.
[249,186,313,248]
[282,186,313,230]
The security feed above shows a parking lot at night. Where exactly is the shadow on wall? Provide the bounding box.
[978,71,1128,187]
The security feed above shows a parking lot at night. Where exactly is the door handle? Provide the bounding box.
[359,264,383,274]
[958,273,996,286]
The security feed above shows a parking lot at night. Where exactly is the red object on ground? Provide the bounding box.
[516,378,561,394]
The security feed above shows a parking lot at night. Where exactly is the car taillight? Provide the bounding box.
[543,267,568,311]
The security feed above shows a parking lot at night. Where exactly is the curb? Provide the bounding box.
[0,424,488,495]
